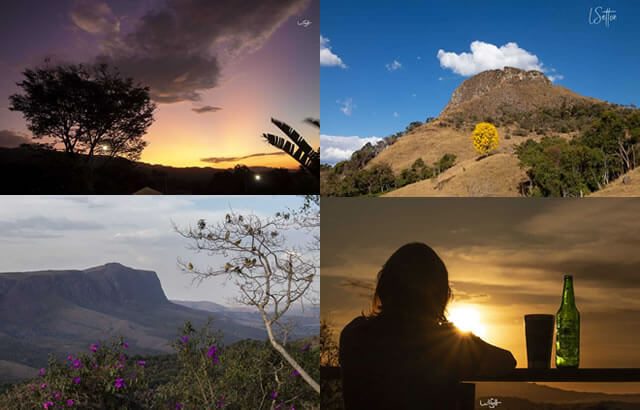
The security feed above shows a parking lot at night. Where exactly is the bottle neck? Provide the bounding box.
[561,276,575,306]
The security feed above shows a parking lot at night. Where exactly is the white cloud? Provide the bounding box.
[320,35,347,68]
[386,59,402,71]
[393,112,399,118]
[320,135,382,164]
[337,98,355,116]
[437,41,545,76]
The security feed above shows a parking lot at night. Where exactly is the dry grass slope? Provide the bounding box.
[384,153,525,197]
[589,167,640,197]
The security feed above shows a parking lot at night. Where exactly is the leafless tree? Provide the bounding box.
[174,196,320,393]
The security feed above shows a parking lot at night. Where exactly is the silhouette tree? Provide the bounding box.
[263,118,320,176]
[9,62,156,161]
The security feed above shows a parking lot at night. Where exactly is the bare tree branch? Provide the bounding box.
[175,198,320,393]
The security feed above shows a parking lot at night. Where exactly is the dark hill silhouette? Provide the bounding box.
[0,146,318,194]
[475,395,640,410]
[476,382,640,404]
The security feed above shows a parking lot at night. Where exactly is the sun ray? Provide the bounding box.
[447,304,488,339]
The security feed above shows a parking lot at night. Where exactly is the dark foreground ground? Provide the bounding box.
[0,146,318,194]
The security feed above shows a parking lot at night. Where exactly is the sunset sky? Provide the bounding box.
[0,0,319,168]
[322,198,640,394]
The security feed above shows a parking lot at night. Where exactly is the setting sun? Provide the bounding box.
[447,305,487,339]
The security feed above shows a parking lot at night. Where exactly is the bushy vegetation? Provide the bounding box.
[517,109,640,196]
[443,101,612,135]
[321,154,457,196]
[0,323,319,410]
[320,321,342,410]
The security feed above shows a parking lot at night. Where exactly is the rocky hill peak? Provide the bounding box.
[446,67,551,109]
[0,264,169,322]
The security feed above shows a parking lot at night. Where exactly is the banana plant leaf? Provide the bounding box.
[262,118,320,176]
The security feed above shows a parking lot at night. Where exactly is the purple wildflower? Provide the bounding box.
[137,360,146,367]
[301,343,311,352]
[216,396,225,409]
[40,383,47,389]
[122,341,129,349]
[175,403,184,410]
[38,368,46,377]
[207,345,220,364]
[90,343,99,353]
[66,399,75,407]
[53,391,62,400]
[270,391,278,400]
[114,378,125,389]
[42,401,54,409]
[71,358,82,369]
[180,335,189,344]
[291,369,300,377]
[72,376,81,385]
[67,355,73,361]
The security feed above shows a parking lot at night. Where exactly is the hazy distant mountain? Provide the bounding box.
[172,300,320,338]
[476,396,640,410]
[476,381,640,408]
[172,300,230,313]
[0,263,293,382]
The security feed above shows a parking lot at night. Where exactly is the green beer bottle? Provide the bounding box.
[556,275,580,368]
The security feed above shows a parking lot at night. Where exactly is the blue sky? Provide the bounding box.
[320,0,640,164]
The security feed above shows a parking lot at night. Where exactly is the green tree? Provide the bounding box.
[354,164,395,195]
[517,137,604,197]
[435,153,457,175]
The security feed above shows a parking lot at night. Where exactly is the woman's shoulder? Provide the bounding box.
[340,315,378,341]
[342,315,373,333]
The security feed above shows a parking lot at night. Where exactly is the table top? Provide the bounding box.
[320,366,640,382]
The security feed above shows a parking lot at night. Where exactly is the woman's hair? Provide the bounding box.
[371,242,452,321]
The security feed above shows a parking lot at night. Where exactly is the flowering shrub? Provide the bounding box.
[0,323,319,410]
[472,122,499,156]
[153,321,318,409]
[0,338,151,410]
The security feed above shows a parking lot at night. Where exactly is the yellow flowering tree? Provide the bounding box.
[472,122,499,156]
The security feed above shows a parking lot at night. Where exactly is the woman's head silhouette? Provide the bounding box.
[371,242,451,321]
